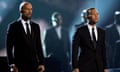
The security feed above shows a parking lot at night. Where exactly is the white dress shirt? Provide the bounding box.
[87,24,98,41]
[55,26,62,39]
[116,24,120,36]
[21,19,31,34]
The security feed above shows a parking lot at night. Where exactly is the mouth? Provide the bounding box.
[27,14,32,17]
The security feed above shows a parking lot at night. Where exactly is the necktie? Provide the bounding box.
[25,23,30,37]
[92,28,96,48]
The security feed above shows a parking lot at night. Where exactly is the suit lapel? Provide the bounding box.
[96,28,100,45]
[113,25,120,40]
[61,28,64,39]
[85,26,92,42]
[53,27,61,40]
[96,27,103,48]
[85,26,96,50]
[18,20,26,36]
[30,22,35,39]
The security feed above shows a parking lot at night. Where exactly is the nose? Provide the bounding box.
[29,9,32,13]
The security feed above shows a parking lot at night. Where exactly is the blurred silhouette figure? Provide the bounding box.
[75,9,87,28]
[44,12,71,72]
[106,11,120,68]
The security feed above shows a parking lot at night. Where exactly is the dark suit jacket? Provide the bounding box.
[44,27,71,72]
[105,24,120,68]
[72,25,107,72]
[6,20,44,72]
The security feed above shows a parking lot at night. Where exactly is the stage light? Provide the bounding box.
[115,11,120,15]
[81,9,87,22]
[0,1,7,9]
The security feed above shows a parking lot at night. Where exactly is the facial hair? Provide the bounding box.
[22,15,31,21]
[89,21,97,25]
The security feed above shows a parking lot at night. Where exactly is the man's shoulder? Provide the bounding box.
[74,22,86,28]
[76,25,87,30]
[46,27,54,32]
[8,20,21,27]
[96,27,105,34]
[105,24,115,30]
[10,20,20,24]
[97,26,105,31]
[30,21,39,25]
[7,20,21,31]
[74,25,87,34]
[30,21,40,29]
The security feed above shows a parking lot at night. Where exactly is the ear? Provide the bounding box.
[20,10,24,14]
[87,16,90,19]
[83,16,87,19]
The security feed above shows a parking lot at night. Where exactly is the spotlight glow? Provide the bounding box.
[115,11,120,15]
[0,1,7,9]
[81,9,87,17]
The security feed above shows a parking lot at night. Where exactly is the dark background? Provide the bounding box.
[0,0,120,72]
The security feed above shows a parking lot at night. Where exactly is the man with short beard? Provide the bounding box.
[6,1,45,72]
[72,8,108,72]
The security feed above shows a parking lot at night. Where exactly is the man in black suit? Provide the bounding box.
[106,11,120,68]
[6,1,45,72]
[44,12,71,72]
[72,8,108,72]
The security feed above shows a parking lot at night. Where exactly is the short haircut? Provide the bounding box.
[19,1,31,11]
[86,8,96,16]
[51,12,61,21]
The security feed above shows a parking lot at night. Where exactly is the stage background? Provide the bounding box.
[0,0,120,72]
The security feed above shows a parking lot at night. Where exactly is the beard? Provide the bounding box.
[89,20,97,25]
[22,15,31,21]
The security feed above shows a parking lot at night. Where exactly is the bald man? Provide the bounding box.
[6,1,45,72]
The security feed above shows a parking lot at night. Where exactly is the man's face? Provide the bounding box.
[21,3,32,20]
[87,9,99,24]
[56,15,63,26]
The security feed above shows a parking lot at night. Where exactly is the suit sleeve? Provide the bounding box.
[64,29,71,62]
[6,24,15,65]
[72,28,80,69]
[36,24,44,65]
[44,30,51,56]
[102,30,107,69]
[67,32,71,63]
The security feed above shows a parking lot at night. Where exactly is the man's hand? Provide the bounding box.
[10,65,18,72]
[73,68,79,72]
[104,69,108,72]
[37,65,45,72]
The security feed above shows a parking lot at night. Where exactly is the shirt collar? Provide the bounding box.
[20,18,30,24]
[87,24,97,30]
[55,26,62,30]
